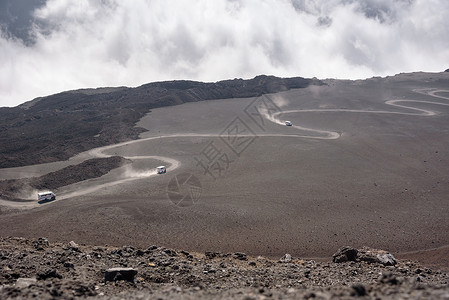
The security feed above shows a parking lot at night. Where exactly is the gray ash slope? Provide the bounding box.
[0,237,448,300]
[0,76,320,168]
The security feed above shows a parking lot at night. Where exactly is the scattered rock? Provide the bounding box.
[351,283,367,296]
[379,272,399,285]
[332,246,358,263]
[0,237,448,299]
[164,249,177,257]
[376,253,397,266]
[333,246,397,266]
[15,278,37,289]
[104,267,137,283]
[37,269,62,280]
[68,241,80,252]
[33,237,49,250]
[358,247,397,266]
[146,245,158,252]
[72,283,97,297]
[234,252,247,261]
[205,251,220,259]
[279,253,292,263]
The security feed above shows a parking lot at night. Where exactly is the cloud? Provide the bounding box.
[1,0,448,107]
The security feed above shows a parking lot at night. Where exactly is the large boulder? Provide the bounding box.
[333,246,397,266]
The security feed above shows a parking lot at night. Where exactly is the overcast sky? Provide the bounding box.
[1,0,448,107]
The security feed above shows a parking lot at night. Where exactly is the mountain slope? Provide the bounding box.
[0,76,322,168]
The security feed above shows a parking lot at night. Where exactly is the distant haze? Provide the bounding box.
[1,0,448,107]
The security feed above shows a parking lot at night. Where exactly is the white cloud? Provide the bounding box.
[1,0,448,107]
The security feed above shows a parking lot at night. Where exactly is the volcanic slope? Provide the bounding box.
[0,76,319,168]
[0,72,448,270]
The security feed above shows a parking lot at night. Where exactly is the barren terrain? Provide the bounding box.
[0,72,448,298]
[1,237,449,299]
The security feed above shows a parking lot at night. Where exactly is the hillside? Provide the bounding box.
[0,76,321,168]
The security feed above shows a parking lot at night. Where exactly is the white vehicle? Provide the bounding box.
[285,121,292,126]
[38,191,56,201]
[157,166,166,174]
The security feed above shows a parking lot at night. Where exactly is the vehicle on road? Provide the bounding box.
[38,191,56,201]
[285,121,292,126]
[157,166,166,174]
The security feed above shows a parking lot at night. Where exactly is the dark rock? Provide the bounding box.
[332,246,358,263]
[104,267,137,282]
[146,245,158,252]
[234,252,247,261]
[33,237,49,250]
[205,251,220,259]
[72,284,97,297]
[164,249,177,256]
[37,269,62,280]
[351,284,367,296]
[123,246,135,252]
[379,272,399,285]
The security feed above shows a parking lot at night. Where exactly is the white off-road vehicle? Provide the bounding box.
[285,121,292,126]
[157,166,166,174]
[38,191,56,201]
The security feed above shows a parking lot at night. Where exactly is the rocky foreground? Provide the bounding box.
[0,238,448,299]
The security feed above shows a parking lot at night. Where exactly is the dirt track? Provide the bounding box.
[0,72,448,270]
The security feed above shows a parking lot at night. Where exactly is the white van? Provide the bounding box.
[157,166,166,174]
[38,191,56,201]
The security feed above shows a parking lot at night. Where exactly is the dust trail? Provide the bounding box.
[59,155,179,200]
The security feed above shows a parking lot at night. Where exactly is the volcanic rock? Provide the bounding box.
[279,253,292,263]
[358,247,397,266]
[104,267,137,283]
[15,278,37,289]
[332,246,358,263]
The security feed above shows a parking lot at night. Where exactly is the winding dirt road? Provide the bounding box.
[1,88,448,209]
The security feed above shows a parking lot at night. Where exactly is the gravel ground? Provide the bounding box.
[1,237,448,299]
